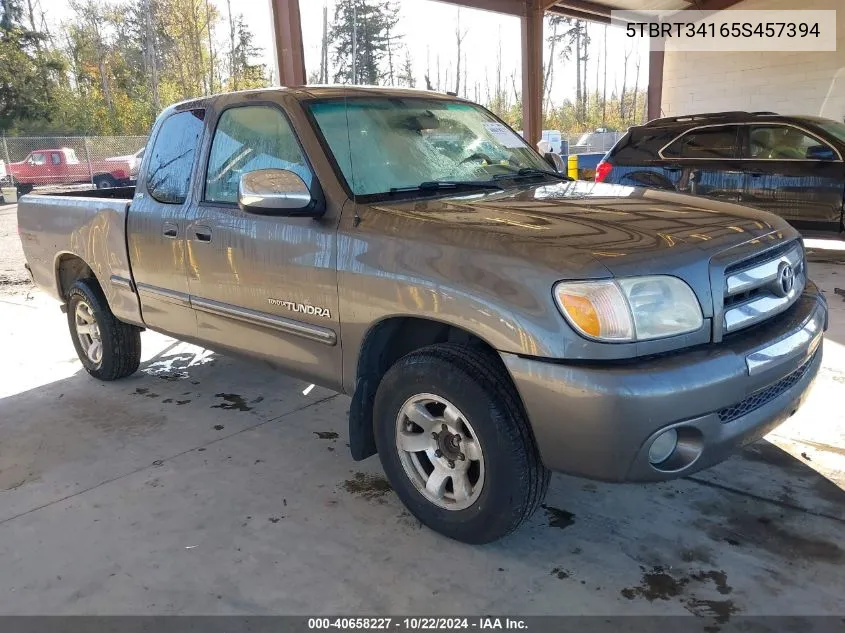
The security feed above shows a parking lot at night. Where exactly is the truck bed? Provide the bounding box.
[17,190,143,327]
[42,185,136,200]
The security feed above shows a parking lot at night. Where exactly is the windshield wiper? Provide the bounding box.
[492,168,573,182]
[389,180,503,195]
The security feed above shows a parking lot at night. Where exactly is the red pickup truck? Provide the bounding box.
[8,148,132,197]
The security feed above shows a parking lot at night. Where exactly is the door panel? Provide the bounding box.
[661,125,745,203]
[186,103,342,389]
[740,125,845,230]
[127,109,205,338]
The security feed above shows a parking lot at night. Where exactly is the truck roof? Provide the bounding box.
[168,85,469,113]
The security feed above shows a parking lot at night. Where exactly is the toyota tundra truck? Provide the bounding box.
[17,87,828,543]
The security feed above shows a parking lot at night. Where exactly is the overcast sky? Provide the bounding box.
[45,0,649,102]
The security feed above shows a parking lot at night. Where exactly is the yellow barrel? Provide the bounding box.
[567,155,578,180]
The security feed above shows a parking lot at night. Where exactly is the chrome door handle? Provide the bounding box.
[162,223,178,239]
[193,226,213,243]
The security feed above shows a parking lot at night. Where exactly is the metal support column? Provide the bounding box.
[269,0,306,87]
[647,41,664,121]
[521,0,544,147]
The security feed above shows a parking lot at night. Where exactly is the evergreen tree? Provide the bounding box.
[329,0,400,85]
[0,0,62,132]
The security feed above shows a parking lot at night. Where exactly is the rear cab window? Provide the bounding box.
[145,109,206,204]
[661,126,740,159]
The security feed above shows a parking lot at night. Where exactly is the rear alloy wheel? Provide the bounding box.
[74,300,104,365]
[67,279,141,380]
[395,393,485,512]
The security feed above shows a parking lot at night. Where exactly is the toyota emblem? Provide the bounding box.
[776,262,795,297]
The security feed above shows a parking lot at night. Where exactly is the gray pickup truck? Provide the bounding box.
[18,87,828,543]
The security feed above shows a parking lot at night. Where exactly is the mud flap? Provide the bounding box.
[349,377,377,461]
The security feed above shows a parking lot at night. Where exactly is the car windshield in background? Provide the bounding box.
[799,117,845,146]
[306,97,553,197]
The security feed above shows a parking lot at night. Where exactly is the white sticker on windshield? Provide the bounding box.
[482,122,525,149]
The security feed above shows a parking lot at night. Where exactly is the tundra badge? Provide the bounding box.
[268,298,331,319]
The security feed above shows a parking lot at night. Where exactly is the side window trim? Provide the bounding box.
[659,122,843,162]
[145,108,206,205]
[658,124,740,160]
[743,123,841,161]
[202,101,316,206]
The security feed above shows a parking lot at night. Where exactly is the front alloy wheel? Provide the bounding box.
[374,343,550,544]
[395,393,484,511]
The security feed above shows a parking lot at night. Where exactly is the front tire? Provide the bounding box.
[374,343,550,544]
[67,279,141,380]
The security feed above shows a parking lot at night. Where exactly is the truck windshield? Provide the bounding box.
[306,97,553,197]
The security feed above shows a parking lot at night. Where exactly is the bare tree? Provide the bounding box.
[227,0,237,90]
[144,0,160,111]
[319,2,329,83]
[631,50,641,123]
[424,45,432,90]
[205,0,216,93]
[601,24,607,126]
[543,17,559,117]
[453,9,468,96]
[619,43,632,122]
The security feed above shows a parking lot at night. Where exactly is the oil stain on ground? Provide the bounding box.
[342,472,392,501]
[314,431,339,440]
[706,511,844,563]
[621,566,738,627]
[621,566,688,601]
[211,393,253,412]
[542,504,575,529]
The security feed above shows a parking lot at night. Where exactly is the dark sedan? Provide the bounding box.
[596,111,845,234]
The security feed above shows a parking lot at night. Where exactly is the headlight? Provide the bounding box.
[554,276,703,342]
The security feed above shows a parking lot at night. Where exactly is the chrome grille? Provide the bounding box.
[722,242,805,334]
[718,349,817,423]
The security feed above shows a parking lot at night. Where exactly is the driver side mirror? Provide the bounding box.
[238,169,324,216]
[805,145,837,161]
[544,152,566,175]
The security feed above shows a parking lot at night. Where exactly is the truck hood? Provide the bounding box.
[369,180,797,278]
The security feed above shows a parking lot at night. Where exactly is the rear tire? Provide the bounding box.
[374,343,550,544]
[67,279,141,380]
[94,175,116,189]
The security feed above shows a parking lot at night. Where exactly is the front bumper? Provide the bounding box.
[502,282,827,482]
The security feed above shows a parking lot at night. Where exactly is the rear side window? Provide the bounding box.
[146,109,205,204]
[51,153,61,165]
[662,126,739,159]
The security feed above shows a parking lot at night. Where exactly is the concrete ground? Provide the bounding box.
[1,202,844,621]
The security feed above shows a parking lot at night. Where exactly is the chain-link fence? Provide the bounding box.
[1,136,148,194]
[564,131,626,155]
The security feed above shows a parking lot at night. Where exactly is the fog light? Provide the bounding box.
[648,429,678,465]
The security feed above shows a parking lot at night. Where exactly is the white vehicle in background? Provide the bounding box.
[105,147,145,181]
[571,129,623,153]
[518,129,564,154]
